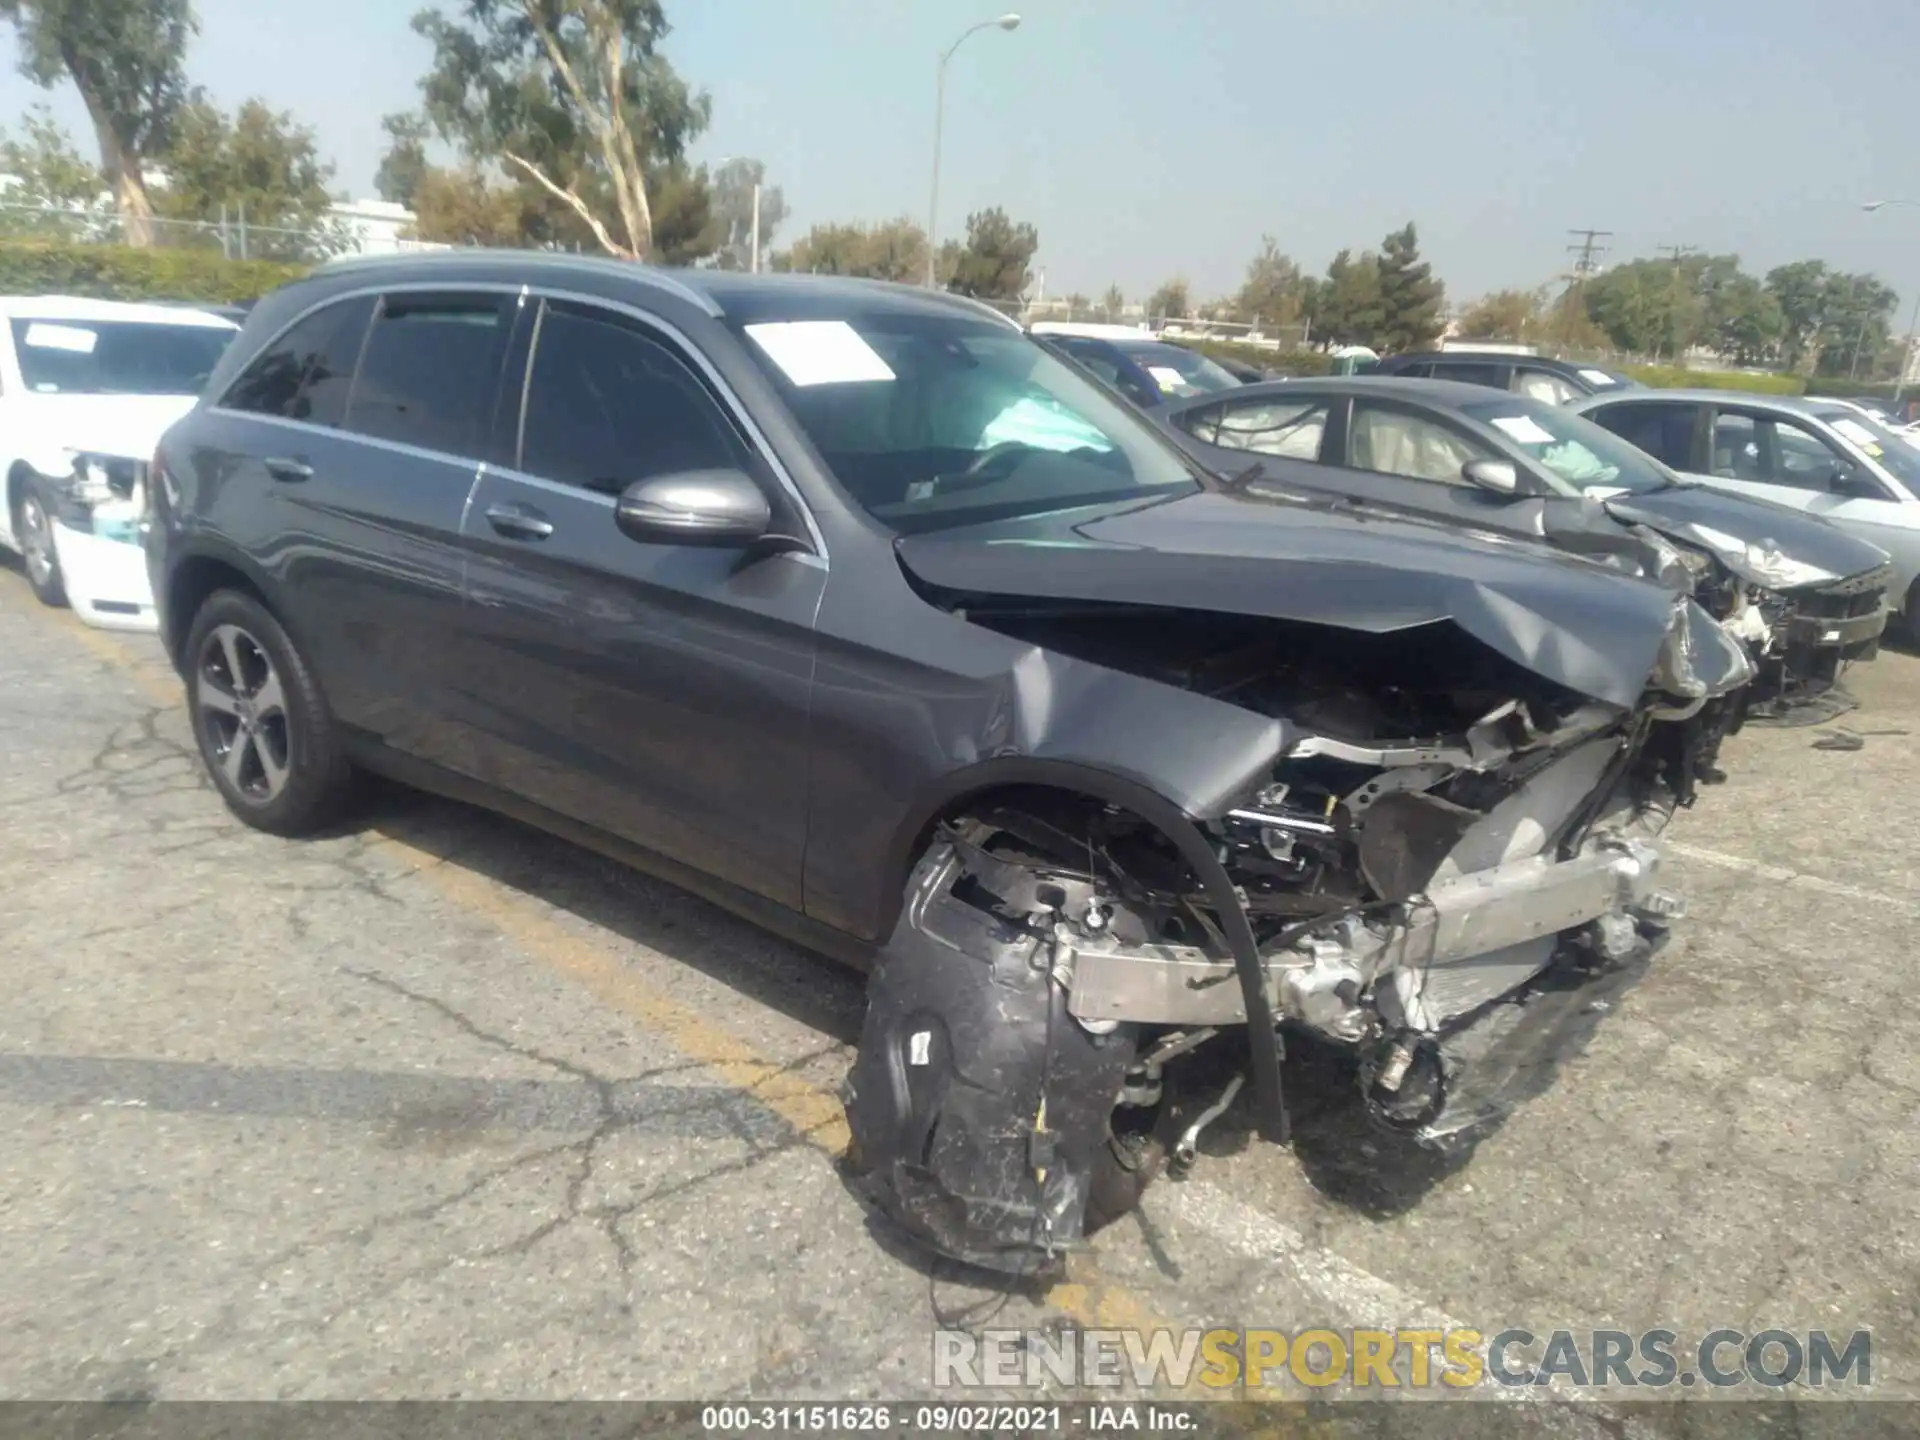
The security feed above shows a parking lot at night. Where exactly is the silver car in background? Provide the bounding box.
[1573,389,1920,624]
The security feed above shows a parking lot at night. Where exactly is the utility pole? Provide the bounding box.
[1561,228,1612,346]
[1654,243,1698,362]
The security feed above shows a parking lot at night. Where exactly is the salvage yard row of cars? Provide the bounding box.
[1,261,1907,1274]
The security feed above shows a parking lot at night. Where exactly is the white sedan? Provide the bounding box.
[0,297,239,630]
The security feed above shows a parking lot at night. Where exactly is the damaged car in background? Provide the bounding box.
[1152,377,1892,728]
[148,258,1752,1277]
[0,297,239,630]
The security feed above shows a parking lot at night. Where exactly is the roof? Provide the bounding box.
[0,294,238,329]
[312,250,1020,328]
[1576,388,1842,415]
[1028,321,1155,340]
[1385,351,1633,382]
[1193,374,1530,408]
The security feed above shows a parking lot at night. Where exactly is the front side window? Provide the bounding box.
[222,297,372,426]
[1711,412,1854,492]
[1348,401,1496,483]
[1459,397,1675,495]
[1180,397,1328,460]
[732,311,1198,533]
[10,317,234,396]
[342,293,511,457]
[519,302,749,495]
[1585,400,1697,471]
[1811,406,1920,491]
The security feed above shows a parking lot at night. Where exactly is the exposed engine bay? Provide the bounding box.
[845,601,1723,1273]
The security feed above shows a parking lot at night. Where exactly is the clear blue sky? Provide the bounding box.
[3,0,1918,311]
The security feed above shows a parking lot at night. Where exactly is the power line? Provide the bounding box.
[1566,228,1613,278]
[1656,243,1699,266]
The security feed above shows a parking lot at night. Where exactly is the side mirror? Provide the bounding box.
[1830,464,1878,499]
[615,468,771,546]
[1462,458,1523,496]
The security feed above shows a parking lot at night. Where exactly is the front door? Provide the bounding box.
[454,297,823,909]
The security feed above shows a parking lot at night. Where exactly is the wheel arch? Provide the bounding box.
[868,755,1214,943]
[161,543,285,670]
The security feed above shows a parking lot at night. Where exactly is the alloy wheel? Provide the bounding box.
[19,494,53,588]
[196,623,292,803]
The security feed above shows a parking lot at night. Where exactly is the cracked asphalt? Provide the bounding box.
[2,557,1917,1407]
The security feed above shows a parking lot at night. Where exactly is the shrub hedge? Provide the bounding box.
[1178,337,1335,378]
[1615,363,1804,395]
[0,241,308,304]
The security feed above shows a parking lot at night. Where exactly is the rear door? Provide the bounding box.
[196,289,514,759]
[455,296,823,908]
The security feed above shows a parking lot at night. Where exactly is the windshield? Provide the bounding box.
[10,318,235,396]
[733,312,1200,534]
[1117,342,1241,398]
[1460,396,1676,496]
[1812,407,1920,490]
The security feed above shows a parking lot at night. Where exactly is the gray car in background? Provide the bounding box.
[1572,389,1920,626]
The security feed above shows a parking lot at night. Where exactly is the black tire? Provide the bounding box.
[183,588,353,836]
[1907,578,1920,641]
[14,478,67,608]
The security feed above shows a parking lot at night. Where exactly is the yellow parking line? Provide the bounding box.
[26,598,1179,1345]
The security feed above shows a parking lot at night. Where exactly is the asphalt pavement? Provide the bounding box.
[2,559,1916,1411]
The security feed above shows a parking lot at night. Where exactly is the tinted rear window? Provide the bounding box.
[222,297,372,426]
[342,294,512,457]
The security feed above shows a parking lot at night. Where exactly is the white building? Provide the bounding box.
[326,198,448,255]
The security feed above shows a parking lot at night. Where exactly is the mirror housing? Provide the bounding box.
[1462,458,1524,496]
[615,469,771,546]
[1830,464,1879,499]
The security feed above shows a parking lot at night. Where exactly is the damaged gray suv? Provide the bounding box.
[147,255,1752,1274]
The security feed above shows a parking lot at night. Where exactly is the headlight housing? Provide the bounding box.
[1683,522,1837,592]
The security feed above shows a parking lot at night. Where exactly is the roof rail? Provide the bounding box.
[308,249,721,317]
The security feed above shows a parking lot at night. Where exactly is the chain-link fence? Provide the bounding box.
[0,199,448,264]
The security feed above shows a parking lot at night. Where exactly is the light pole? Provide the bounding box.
[926,12,1021,287]
[1864,200,1920,405]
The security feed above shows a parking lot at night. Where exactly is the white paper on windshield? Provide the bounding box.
[1578,368,1619,387]
[743,320,894,387]
[1147,365,1188,392]
[22,322,98,354]
[1488,414,1557,446]
[1831,417,1881,449]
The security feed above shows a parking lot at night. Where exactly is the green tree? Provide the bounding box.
[0,0,197,245]
[1815,271,1899,379]
[775,216,929,282]
[1100,283,1123,317]
[1707,272,1783,366]
[409,161,528,245]
[1765,259,1831,373]
[1146,277,1190,321]
[946,206,1036,301]
[375,111,431,207]
[1234,235,1302,335]
[1454,287,1545,344]
[1315,249,1384,347]
[0,104,105,240]
[705,156,785,271]
[1063,291,1089,319]
[1375,222,1443,352]
[155,96,345,259]
[410,0,714,260]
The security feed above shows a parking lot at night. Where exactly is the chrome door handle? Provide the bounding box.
[485,504,554,540]
[264,457,312,483]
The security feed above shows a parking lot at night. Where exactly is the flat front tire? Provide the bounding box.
[184,589,353,836]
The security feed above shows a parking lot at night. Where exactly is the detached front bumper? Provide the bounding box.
[1066,836,1670,1029]
[51,520,158,632]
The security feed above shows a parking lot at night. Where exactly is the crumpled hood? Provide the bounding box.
[898,486,1747,709]
[11,393,198,472]
[1604,482,1889,587]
